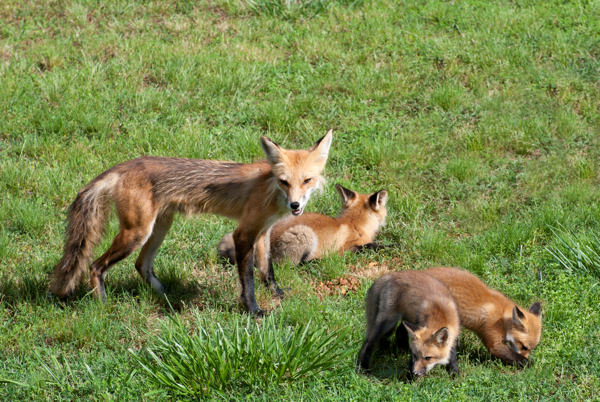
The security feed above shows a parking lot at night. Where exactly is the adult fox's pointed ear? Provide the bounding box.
[335,184,356,205]
[308,129,333,163]
[369,190,388,211]
[260,136,284,166]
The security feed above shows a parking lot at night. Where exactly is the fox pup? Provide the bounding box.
[358,270,460,378]
[425,267,542,366]
[51,131,333,315]
[218,184,388,272]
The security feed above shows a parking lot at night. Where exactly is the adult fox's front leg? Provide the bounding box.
[254,229,285,297]
[233,218,264,315]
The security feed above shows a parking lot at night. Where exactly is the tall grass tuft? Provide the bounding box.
[130,311,357,398]
[547,226,600,278]
[243,0,363,20]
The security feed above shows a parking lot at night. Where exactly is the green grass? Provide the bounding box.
[1,0,600,399]
[131,311,357,399]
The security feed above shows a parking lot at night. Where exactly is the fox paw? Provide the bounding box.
[273,287,290,298]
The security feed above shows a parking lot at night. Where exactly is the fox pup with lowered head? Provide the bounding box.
[51,131,333,315]
[218,184,388,272]
[425,267,542,366]
[358,270,460,378]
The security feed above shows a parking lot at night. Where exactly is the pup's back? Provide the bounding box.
[425,267,542,366]
[218,184,387,266]
[359,270,460,377]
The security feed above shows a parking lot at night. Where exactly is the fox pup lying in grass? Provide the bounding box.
[218,184,389,277]
[425,267,542,366]
[358,270,460,378]
[51,131,333,315]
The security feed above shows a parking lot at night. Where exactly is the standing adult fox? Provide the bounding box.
[51,130,333,315]
[217,184,389,271]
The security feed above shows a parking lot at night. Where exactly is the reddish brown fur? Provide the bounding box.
[359,270,460,376]
[218,184,387,276]
[51,132,333,314]
[425,267,542,365]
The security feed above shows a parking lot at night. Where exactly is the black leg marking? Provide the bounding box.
[446,343,459,377]
[352,242,401,253]
[236,246,263,316]
[264,256,285,298]
[395,322,410,352]
[300,251,311,263]
[358,318,396,373]
[406,353,416,382]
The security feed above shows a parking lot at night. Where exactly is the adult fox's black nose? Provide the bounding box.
[290,202,300,210]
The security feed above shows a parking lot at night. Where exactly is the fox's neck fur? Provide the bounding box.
[336,203,385,246]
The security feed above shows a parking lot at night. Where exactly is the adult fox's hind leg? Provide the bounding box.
[89,199,157,300]
[135,212,174,296]
[90,225,154,300]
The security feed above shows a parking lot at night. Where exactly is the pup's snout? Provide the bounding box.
[290,202,300,210]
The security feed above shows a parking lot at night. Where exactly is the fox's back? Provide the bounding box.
[92,156,274,219]
[376,271,459,330]
[424,267,512,329]
[269,213,340,241]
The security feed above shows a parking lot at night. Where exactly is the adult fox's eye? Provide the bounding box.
[280,180,289,186]
[303,178,312,185]
[425,357,432,361]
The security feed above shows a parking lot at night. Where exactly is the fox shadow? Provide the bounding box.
[0,264,238,313]
[364,340,413,383]
[363,333,532,383]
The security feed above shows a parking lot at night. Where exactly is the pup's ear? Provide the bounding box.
[512,306,526,329]
[403,321,421,340]
[432,327,450,345]
[369,190,388,211]
[260,136,284,166]
[335,184,356,205]
[529,301,541,316]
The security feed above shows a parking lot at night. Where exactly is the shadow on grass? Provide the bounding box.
[358,334,532,383]
[361,339,412,383]
[0,266,239,314]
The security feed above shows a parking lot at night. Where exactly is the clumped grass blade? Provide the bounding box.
[243,0,358,20]
[547,225,600,278]
[130,312,357,398]
[0,377,32,388]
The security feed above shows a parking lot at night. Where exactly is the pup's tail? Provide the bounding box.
[217,232,236,265]
[365,277,386,336]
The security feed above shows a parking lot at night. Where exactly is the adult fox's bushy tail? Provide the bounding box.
[50,178,113,297]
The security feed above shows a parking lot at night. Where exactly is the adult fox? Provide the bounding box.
[51,131,333,315]
[217,184,389,273]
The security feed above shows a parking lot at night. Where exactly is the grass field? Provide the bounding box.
[1,0,600,399]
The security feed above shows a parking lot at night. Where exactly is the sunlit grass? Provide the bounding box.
[1,0,600,399]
